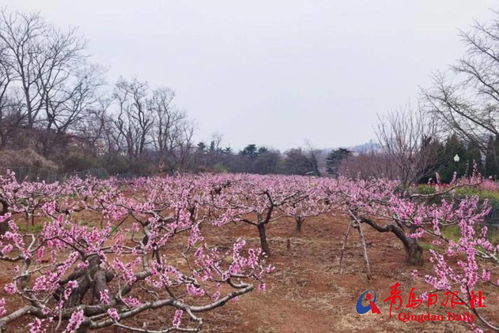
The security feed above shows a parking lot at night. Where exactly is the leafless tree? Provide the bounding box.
[0,43,12,106]
[0,10,47,128]
[376,106,440,185]
[0,10,86,127]
[38,64,104,155]
[150,87,186,154]
[304,141,322,176]
[0,8,204,173]
[167,119,196,171]
[0,9,102,156]
[210,133,223,151]
[108,78,196,168]
[74,97,112,153]
[422,13,499,149]
[0,43,23,149]
[111,78,154,158]
[338,152,400,180]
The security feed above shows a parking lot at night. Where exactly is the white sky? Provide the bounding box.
[1,0,497,150]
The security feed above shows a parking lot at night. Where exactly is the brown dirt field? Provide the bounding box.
[199,215,499,333]
[1,214,498,332]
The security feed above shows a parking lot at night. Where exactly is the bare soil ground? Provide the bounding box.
[1,214,497,332]
[200,215,498,333]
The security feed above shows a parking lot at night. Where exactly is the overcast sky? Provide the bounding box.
[2,1,497,150]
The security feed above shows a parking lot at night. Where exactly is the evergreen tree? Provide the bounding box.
[326,148,352,175]
[196,142,206,152]
[253,150,282,174]
[438,134,467,182]
[485,136,499,178]
[418,137,444,184]
[465,140,483,175]
[240,144,258,159]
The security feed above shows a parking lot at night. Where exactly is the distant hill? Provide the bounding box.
[320,140,382,154]
[348,140,382,153]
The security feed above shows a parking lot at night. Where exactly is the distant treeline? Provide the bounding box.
[330,134,499,184]
[0,8,498,182]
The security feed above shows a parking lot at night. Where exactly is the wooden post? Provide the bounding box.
[352,219,372,280]
[338,221,352,274]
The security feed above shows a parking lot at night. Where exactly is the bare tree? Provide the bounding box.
[111,78,154,158]
[0,10,47,128]
[0,8,204,176]
[0,10,86,128]
[0,9,101,156]
[376,106,440,185]
[167,119,196,171]
[337,152,400,180]
[210,133,223,151]
[38,64,104,155]
[74,96,112,154]
[304,141,322,176]
[150,87,186,154]
[108,78,197,169]
[423,13,499,149]
[0,42,12,108]
[0,42,23,149]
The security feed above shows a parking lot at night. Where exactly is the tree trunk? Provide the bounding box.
[295,216,304,233]
[404,237,423,265]
[357,215,423,265]
[0,198,9,236]
[60,255,114,308]
[257,223,270,256]
[77,324,89,333]
[91,270,115,304]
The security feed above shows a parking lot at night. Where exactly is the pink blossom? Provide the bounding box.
[172,310,183,328]
[4,282,17,295]
[63,280,78,300]
[28,318,45,333]
[0,298,6,317]
[186,284,205,297]
[64,310,84,332]
[99,289,110,305]
[1,244,13,255]
[122,296,142,308]
[107,308,120,321]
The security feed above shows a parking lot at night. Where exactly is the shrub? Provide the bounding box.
[0,149,58,170]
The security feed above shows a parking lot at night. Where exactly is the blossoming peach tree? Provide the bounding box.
[0,174,273,332]
[327,174,497,332]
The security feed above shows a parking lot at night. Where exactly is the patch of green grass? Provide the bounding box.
[416,184,499,209]
[440,225,461,242]
[19,224,43,233]
[486,228,499,246]
[416,184,436,195]
[439,224,498,245]
[455,187,499,204]
[419,242,441,252]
